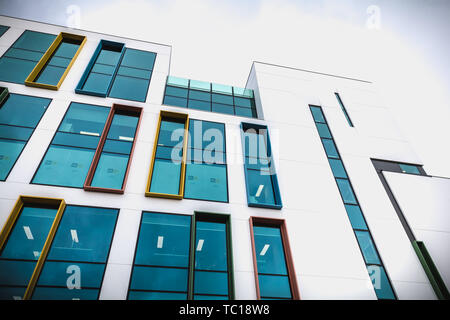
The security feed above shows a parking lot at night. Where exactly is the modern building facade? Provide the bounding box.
[0,15,448,300]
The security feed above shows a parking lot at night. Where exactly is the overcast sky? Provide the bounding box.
[1,0,449,176]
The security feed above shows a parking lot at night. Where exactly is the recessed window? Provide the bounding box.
[335,92,354,127]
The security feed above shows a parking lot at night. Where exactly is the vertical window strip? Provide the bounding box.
[25,32,86,90]
[0,25,9,37]
[0,92,52,181]
[163,76,257,118]
[76,40,125,97]
[309,105,396,300]
[249,217,299,300]
[146,111,189,199]
[32,102,110,188]
[190,212,234,300]
[0,196,66,300]
[335,92,354,127]
[184,119,229,202]
[241,123,282,209]
[128,212,192,300]
[84,104,142,193]
[0,30,57,84]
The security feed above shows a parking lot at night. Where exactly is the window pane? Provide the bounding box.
[14,30,56,52]
[234,97,253,108]
[128,291,187,300]
[158,120,185,147]
[336,178,357,204]
[247,170,276,206]
[37,261,106,288]
[109,75,149,102]
[0,94,51,128]
[328,158,347,178]
[355,231,381,265]
[52,132,100,150]
[253,226,288,275]
[134,212,191,267]
[59,103,109,135]
[0,260,38,287]
[96,48,121,65]
[344,205,368,230]
[190,79,210,91]
[316,123,332,138]
[33,145,95,188]
[150,159,181,195]
[235,107,255,118]
[89,151,128,189]
[0,124,33,141]
[0,139,25,180]
[0,57,37,83]
[117,66,151,79]
[322,138,339,159]
[194,294,227,300]
[107,114,139,141]
[194,271,228,296]
[47,206,118,263]
[32,287,99,300]
[163,95,187,108]
[35,65,66,86]
[120,48,156,70]
[212,103,234,115]
[212,93,233,105]
[194,221,227,271]
[82,72,111,94]
[167,76,189,88]
[212,83,232,95]
[184,163,228,202]
[0,286,27,300]
[188,99,211,111]
[399,164,421,175]
[165,86,188,98]
[368,265,396,300]
[130,266,188,292]
[102,139,133,155]
[310,106,325,123]
[0,207,57,260]
[189,89,211,102]
[259,275,291,299]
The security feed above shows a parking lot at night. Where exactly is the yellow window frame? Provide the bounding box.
[0,195,66,300]
[24,32,86,90]
[145,110,190,199]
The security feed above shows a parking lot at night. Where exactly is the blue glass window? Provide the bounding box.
[399,164,421,175]
[32,102,109,188]
[367,265,396,300]
[0,206,58,300]
[0,30,56,83]
[0,25,9,37]
[241,124,282,209]
[128,212,191,300]
[184,120,228,202]
[163,76,258,118]
[335,93,354,127]
[90,112,139,190]
[108,48,156,102]
[0,93,51,180]
[31,205,118,300]
[253,225,292,299]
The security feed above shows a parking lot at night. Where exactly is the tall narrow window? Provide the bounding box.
[32,102,110,188]
[0,196,118,300]
[335,92,353,127]
[108,48,156,102]
[25,32,86,90]
[191,212,234,300]
[0,86,8,106]
[184,120,228,202]
[0,30,56,84]
[146,111,189,199]
[76,40,125,97]
[128,211,234,300]
[249,217,299,300]
[84,104,142,193]
[0,92,51,181]
[241,123,282,209]
[0,25,9,37]
[128,212,191,300]
[310,105,396,299]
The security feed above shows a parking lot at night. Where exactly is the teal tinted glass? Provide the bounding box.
[0,25,9,37]
[259,275,292,299]
[32,287,99,300]
[189,99,211,111]
[109,75,149,102]
[33,145,95,187]
[59,103,109,135]
[47,206,118,262]
[130,266,188,292]
[150,159,181,194]
[37,261,105,288]
[328,158,347,178]
[167,76,189,88]
[243,129,269,159]
[253,226,288,275]
[165,86,188,98]
[399,164,421,175]
[0,94,51,128]
[0,139,25,180]
[310,106,325,123]
[120,48,156,70]
[355,231,381,265]
[316,123,332,138]
[135,212,191,267]
[344,205,368,230]
[336,178,357,204]
[158,120,185,147]
[184,163,228,202]
[188,119,226,151]
[91,153,129,189]
[194,221,227,271]
[194,271,228,296]
[163,95,187,108]
[247,170,276,206]
[368,265,396,300]
[128,291,186,300]
[322,138,339,159]
[0,30,56,83]
[107,114,139,140]
[189,90,210,101]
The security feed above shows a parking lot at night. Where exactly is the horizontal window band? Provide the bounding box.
[50,143,98,151]
[193,269,228,273]
[133,264,189,270]
[45,259,106,265]
[2,55,41,63]
[258,272,289,277]
[34,284,100,290]
[128,289,187,294]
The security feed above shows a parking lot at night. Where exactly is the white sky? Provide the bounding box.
[1,0,449,176]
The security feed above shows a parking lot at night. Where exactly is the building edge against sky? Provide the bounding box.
[0,15,449,300]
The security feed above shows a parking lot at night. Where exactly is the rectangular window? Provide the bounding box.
[0,25,9,37]
[84,104,142,193]
[32,102,110,188]
[0,196,118,300]
[163,76,257,118]
[0,86,8,106]
[249,217,299,300]
[184,120,228,202]
[76,40,125,97]
[310,105,396,300]
[0,30,56,84]
[335,92,354,127]
[108,48,157,102]
[146,111,189,199]
[241,123,282,209]
[25,32,86,90]
[0,92,51,181]
[128,211,234,300]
